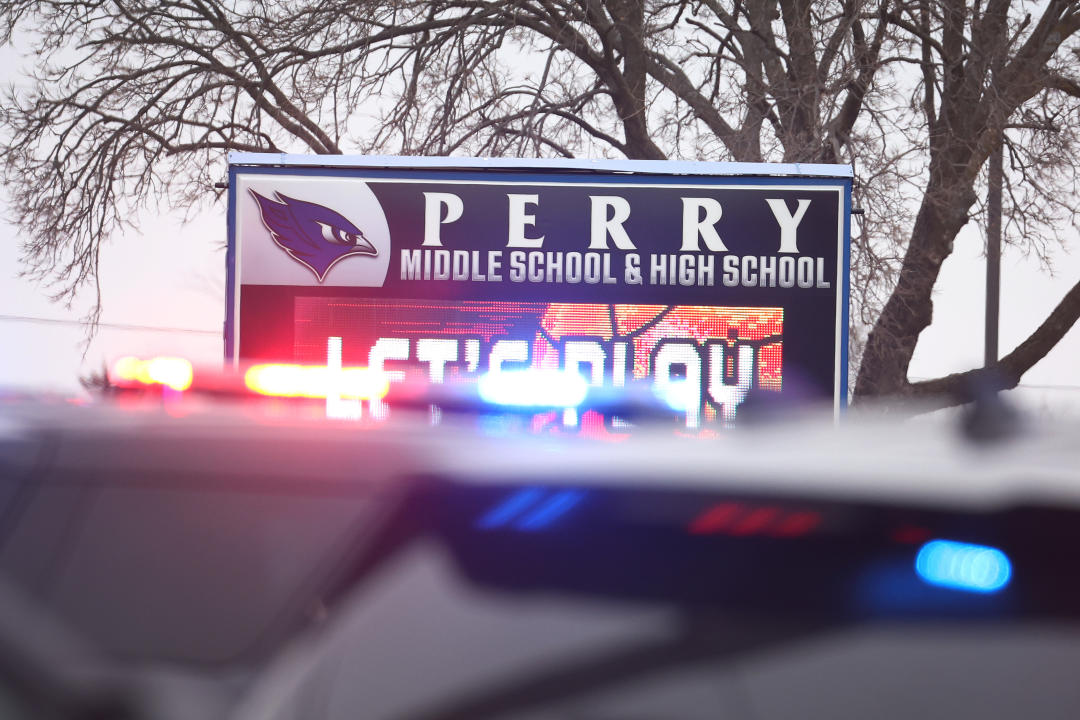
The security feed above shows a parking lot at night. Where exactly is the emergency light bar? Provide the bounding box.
[107,354,388,403]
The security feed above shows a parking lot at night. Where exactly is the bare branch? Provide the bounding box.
[905,277,1080,410]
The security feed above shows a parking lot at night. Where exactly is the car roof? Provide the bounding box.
[4,395,1079,512]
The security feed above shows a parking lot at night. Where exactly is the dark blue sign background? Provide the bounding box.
[367,181,840,306]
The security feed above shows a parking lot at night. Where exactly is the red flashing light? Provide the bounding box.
[244,363,389,400]
[770,510,822,538]
[688,503,822,539]
[891,525,933,544]
[687,502,742,535]
[728,506,781,536]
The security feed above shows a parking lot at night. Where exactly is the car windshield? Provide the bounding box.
[234,542,1080,720]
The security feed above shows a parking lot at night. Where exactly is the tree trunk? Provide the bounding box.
[854,164,978,398]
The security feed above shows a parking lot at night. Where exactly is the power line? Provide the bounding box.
[0,313,218,336]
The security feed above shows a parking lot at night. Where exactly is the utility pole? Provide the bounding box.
[985,137,1001,367]
[985,18,1006,369]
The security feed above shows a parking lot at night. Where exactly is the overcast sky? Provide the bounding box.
[0,44,1077,416]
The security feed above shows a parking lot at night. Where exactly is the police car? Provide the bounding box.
[1,359,1079,719]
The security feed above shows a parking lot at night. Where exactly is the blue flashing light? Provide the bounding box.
[516,490,585,531]
[656,380,697,412]
[915,540,1012,594]
[475,488,585,531]
[476,488,545,530]
[477,369,589,408]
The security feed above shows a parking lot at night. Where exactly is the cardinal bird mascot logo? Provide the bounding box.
[250,190,378,281]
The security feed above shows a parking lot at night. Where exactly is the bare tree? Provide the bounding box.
[855,1,1080,406]
[1,0,1078,407]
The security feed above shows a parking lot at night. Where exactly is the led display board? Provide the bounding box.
[226,154,852,428]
